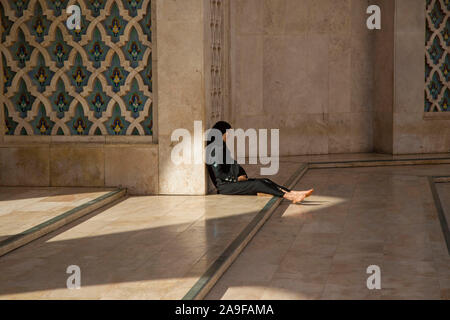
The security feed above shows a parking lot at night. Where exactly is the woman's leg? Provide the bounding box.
[217,179,310,204]
[260,178,291,192]
[261,178,314,198]
[259,179,312,197]
[217,179,285,197]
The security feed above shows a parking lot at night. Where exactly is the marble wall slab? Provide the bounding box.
[0,144,159,194]
[105,145,159,195]
[230,0,449,156]
[230,0,375,156]
[0,146,50,186]
[50,145,105,187]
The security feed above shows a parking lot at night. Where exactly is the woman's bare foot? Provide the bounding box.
[293,192,307,204]
[293,189,314,198]
[283,191,307,204]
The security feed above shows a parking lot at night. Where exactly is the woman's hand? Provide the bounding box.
[238,175,248,182]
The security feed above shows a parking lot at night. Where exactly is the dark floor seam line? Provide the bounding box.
[308,157,450,166]
[428,177,450,255]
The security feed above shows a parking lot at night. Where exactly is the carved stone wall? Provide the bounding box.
[0,0,153,137]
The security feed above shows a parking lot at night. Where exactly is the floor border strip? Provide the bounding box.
[308,157,450,169]
[182,163,309,300]
[0,188,127,257]
[428,176,450,255]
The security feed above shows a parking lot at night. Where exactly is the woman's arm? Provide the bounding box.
[209,162,240,184]
[237,164,248,181]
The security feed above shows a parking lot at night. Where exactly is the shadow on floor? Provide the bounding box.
[0,193,345,297]
[0,194,268,296]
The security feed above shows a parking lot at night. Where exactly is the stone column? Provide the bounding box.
[393,0,450,154]
[156,0,208,194]
[372,0,395,154]
[373,0,450,154]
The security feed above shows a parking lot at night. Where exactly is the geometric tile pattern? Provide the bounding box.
[426,0,449,112]
[0,0,153,135]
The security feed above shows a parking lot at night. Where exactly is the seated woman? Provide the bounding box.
[206,121,314,204]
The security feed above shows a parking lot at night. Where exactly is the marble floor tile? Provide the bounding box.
[207,164,450,300]
[0,187,113,240]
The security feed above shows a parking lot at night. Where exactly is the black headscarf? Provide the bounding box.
[207,121,231,145]
[206,121,232,186]
[206,121,232,163]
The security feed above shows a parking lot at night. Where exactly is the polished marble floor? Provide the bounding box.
[0,163,300,299]
[0,156,449,300]
[207,165,450,300]
[0,187,115,243]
